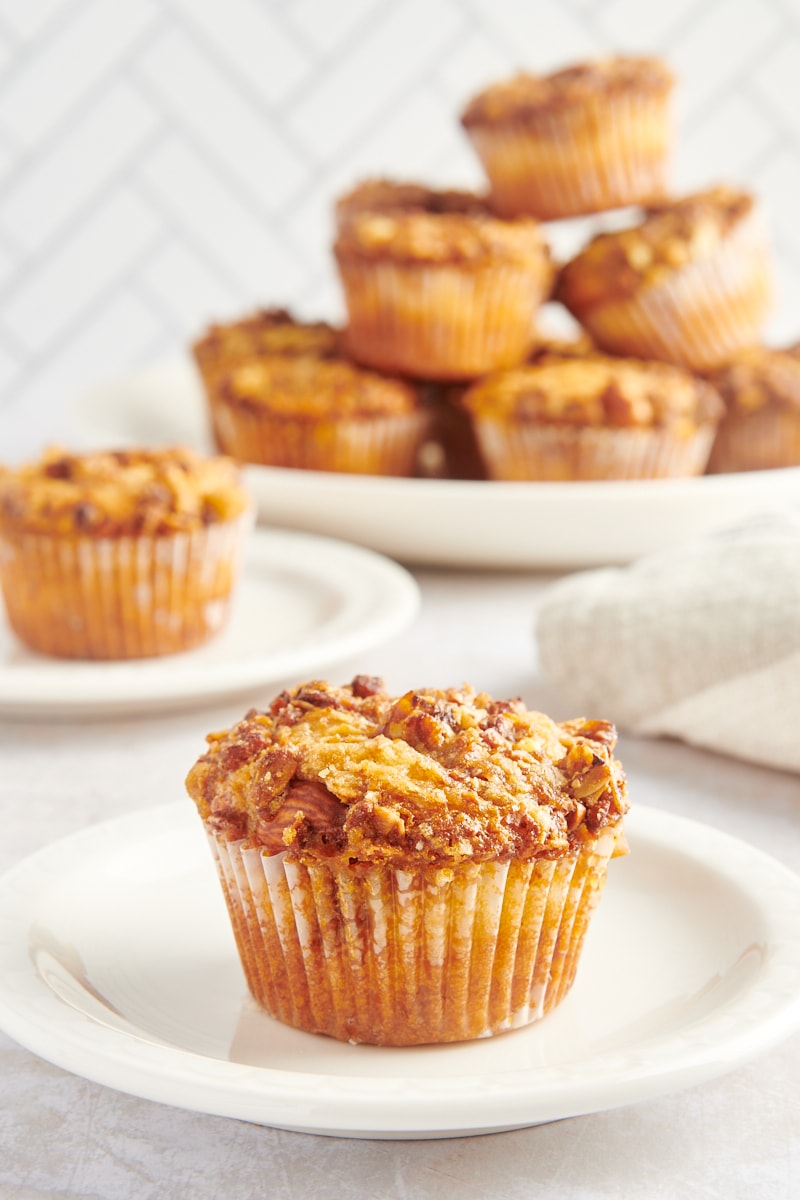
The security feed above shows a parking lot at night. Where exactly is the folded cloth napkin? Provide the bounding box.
[535,511,800,773]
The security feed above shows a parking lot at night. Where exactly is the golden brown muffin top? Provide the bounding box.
[707,344,800,413]
[461,55,674,128]
[193,308,341,376]
[335,179,491,227]
[556,187,758,309]
[218,356,421,419]
[186,676,628,869]
[334,205,552,269]
[461,355,722,429]
[0,446,249,537]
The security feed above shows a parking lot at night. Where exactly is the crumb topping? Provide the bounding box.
[0,446,249,537]
[706,344,800,414]
[460,355,722,429]
[193,308,341,379]
[334,208,551,269]
[461,56,674,128]
[556,187,757,307]
[218,357,421,418]
[185,676,629,868]
[335,179,492,227]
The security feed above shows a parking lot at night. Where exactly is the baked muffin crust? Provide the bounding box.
[0,446,248,537]
[462,56,674,128]
[218,357,422,419]
[707,344,800,413]
[461,356,722,430]
[186,676,628,869]
[336,179,491,225]
[193,308,340,376]
[557,187,757,309]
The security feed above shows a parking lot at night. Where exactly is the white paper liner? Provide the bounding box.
[466,89,672,219]
[206,824,620,1046]
[0,513,250,659]
[338,259,549,380]
[472,420,717,481]
[211,401,431,475]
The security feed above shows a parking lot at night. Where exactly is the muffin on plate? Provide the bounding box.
[333,180,553,380]
[192,308,342,450]
[0,446,250,659]
[461,55,675,220]
[428,329,598,480]
[212,356,431,476]
[555,186,773,371]
[460,354,722,481]
[185,675,629,1046]
[705,343,800,473]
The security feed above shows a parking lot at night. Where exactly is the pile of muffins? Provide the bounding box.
[192,53,800,482]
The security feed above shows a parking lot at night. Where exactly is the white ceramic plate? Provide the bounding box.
[1,803,798,1139]
[0,528,419,718]
[72,359,800,569]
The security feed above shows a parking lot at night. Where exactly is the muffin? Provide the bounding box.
[556,186,773,371]
[429,329,598,480]
[0,446,250,659]
[706,344,800,473]
[333,180,553,380]
[212,356,431,475]
[461,56,675,220]
[185,676,629,1047]
[192,308,341,450]
[460,355,722,481]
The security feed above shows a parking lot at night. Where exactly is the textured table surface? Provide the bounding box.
[1,566,798,1200]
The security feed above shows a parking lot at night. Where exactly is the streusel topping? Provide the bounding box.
[556,187,757,307]
[0,446,248,537]
[461,56,674,128]
[186,676,628,869]
[218,357,421,418]
[461,356,722,429]
[707,344,800,413]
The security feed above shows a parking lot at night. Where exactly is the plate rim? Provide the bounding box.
[0,526,420,716]
[1,802,799,1138]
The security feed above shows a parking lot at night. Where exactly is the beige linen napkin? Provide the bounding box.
[535,513,800,773]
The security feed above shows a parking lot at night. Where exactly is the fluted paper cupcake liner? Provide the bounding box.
[707,407,800,473]
[576,211,773,371]
[207,823,620,1046]
[472,419,717,481]
[0,514,250,659]
[466,90,672,220]
[210,402,431,475]
[338,259,548,380]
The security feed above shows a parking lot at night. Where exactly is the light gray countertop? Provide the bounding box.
[1,567,798,1200]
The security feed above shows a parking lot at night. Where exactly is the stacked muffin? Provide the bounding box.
[191,53,789,481]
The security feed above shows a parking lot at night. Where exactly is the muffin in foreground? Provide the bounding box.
[185,676,629,1046]
[556,186,773,371]
[461,55,675,220]
[212,356,430,475]
[334,180,553,379]
[0,446,250,659]
[705,344,800,473]
[460,355,722,481]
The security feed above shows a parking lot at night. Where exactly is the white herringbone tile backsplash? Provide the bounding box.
[2,0,800,455]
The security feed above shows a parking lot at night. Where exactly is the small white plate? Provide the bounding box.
[73,359,800,569]
[0,528,419,718]
[0,803,798,1139]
